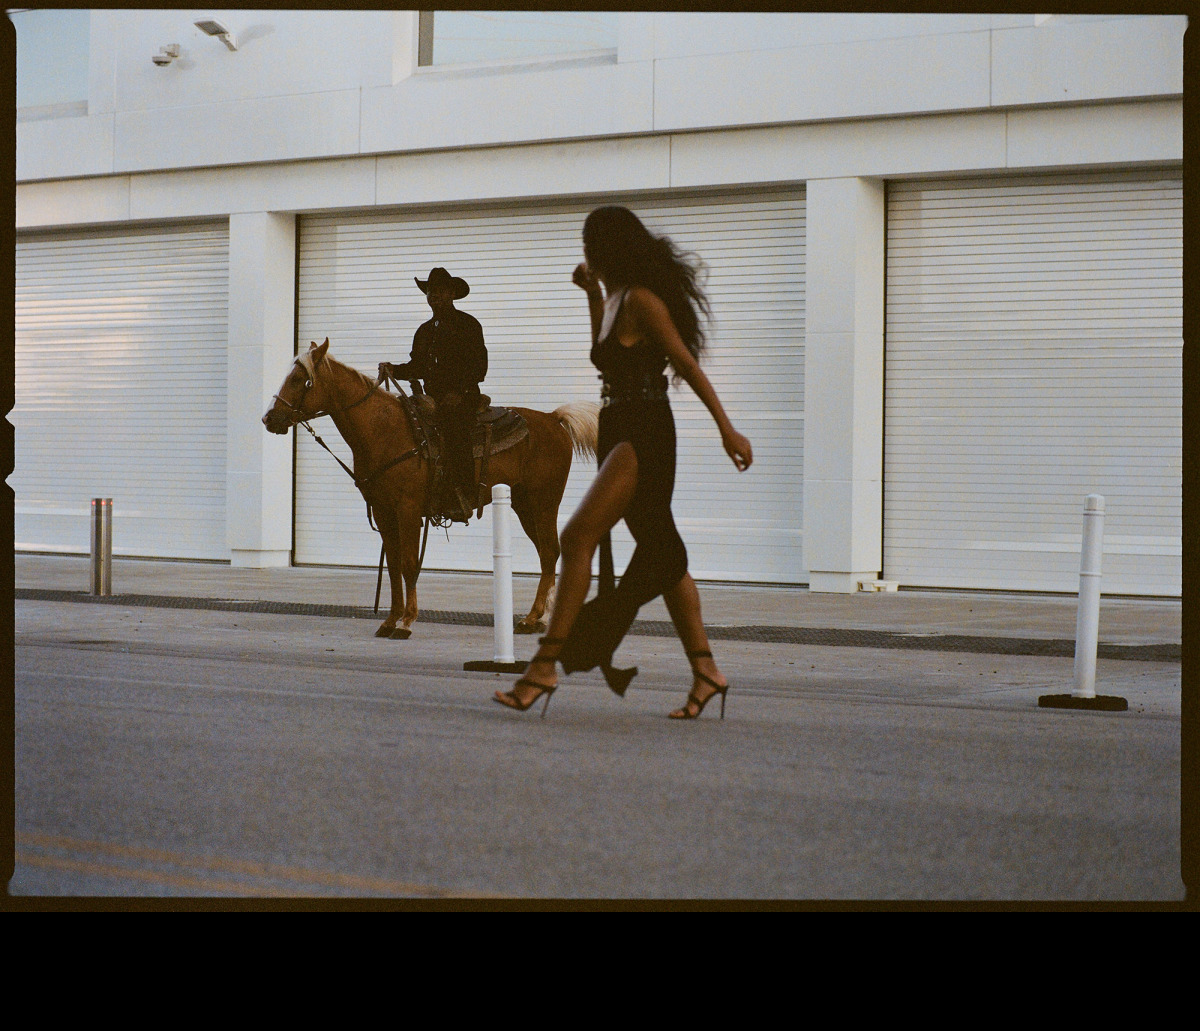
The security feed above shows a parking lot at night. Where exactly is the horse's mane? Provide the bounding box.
[325,352,374,389]
[315,349,404,411]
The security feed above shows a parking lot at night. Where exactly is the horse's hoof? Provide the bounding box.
[515,620,546,635]
[375,625,395,638]
[390,627,412,640]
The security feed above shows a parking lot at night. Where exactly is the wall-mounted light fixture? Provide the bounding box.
[151,44,180,66]
[194,18,238,51]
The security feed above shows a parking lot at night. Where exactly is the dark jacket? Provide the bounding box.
[406,307,487,396]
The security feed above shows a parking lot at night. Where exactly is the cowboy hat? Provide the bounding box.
[415,266,470,299]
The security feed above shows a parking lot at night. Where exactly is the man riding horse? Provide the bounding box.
[380,266,487,524]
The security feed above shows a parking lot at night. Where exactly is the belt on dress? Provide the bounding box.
[600,373,669,407]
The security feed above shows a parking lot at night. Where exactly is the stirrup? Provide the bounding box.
[445,486,472,523]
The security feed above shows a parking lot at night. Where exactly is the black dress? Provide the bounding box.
[558,289,690,676]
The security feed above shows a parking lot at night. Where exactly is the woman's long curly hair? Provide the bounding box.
[582,206,712,369]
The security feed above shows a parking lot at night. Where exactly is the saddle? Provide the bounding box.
[397,389,528,524]
[411,393,527,460]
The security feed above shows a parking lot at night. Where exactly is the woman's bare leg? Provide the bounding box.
[500,442,638,707]
[663,573,727,716]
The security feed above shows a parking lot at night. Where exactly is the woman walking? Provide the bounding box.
[493,205,753,719]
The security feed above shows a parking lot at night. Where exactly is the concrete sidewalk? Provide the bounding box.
[13,552,1180,660]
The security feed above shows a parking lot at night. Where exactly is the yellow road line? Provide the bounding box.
[17,831,505,899]
[17,851,299,897]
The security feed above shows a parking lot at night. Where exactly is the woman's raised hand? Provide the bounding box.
[572,263,601,294]
[723,428,754,472]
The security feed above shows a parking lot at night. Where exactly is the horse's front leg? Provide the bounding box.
[393,500,424,638]
[375,514,407,639]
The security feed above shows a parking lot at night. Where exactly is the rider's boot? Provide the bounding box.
[449,484,473,524]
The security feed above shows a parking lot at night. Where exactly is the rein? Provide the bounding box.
[296,419,420,493]
[276,355,420,495]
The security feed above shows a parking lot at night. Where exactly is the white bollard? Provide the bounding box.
[1038,495,1125,711]
[1072,494,1105,699]
[491,484,515,665]
[462,484,525,673]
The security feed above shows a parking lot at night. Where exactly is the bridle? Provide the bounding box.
[271,352,377,427]
[273,350,422,491]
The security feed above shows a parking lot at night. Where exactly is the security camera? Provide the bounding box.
[151,52,172,66]
[152,44,180,66]
[194,18,237,51]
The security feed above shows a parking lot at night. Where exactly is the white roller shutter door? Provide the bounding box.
[885,169,1181,595]
[13,222,230,560]
[295,188,805,583]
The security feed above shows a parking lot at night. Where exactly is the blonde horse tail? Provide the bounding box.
[551,401,600,460]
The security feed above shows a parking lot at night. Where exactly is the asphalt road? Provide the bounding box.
[9,599,1185,904]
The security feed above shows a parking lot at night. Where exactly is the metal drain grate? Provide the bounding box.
[15,588,1179,662]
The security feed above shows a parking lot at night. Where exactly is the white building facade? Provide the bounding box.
[12,11,1184,596]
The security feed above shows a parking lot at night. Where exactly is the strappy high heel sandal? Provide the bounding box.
[668,649,729,720]
[494,636,564,718]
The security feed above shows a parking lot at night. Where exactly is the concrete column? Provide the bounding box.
[226,211,296,567]
[803,177,885,593]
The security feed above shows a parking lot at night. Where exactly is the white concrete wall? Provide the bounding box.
[226,212,296,567]
[804,179,885,592]
[12,11,1185,580]
[16,98,1182,232]
[15,12,1185,182]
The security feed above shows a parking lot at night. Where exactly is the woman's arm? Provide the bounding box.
[572,263,605,347]
[625,287,753,472]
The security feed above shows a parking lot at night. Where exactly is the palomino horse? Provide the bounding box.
[263,339,598,639]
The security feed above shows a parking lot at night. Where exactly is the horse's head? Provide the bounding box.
[262,339,333,433]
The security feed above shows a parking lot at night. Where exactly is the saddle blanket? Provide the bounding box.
[411,395,528,458]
